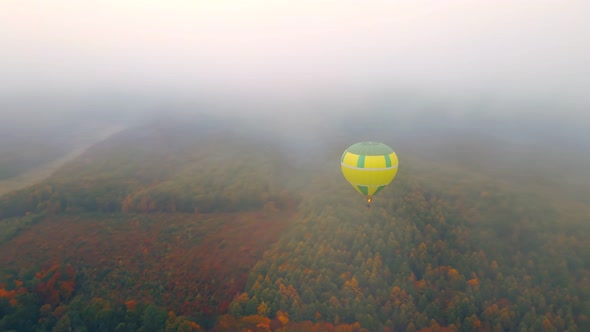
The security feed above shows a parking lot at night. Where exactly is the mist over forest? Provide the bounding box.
[1,1,589,331]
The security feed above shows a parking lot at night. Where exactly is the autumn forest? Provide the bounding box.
[0,116,589,332]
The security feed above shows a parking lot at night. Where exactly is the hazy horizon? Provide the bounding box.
[2,1,589,119]
[1,0,589,186]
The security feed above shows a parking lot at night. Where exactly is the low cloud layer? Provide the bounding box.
[1,0,589,141]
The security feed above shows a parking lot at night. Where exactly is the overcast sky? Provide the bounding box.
[1,0,589,122]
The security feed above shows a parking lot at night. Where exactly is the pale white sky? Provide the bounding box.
[1,0,589,117]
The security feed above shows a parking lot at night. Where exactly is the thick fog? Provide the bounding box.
[1,0,589,151]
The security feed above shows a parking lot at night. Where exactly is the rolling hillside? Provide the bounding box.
[0,117,588,331]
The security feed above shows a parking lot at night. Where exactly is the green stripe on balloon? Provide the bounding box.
[357,185,369,196]
[357,155,365,168]
[373,185,386,196]
[384,154,391,167]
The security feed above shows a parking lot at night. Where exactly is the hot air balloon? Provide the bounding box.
[340,141,399,207]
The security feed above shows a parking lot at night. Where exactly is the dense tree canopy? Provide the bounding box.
[1,121,588,331]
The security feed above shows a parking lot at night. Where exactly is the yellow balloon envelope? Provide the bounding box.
[341,141,399,205]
